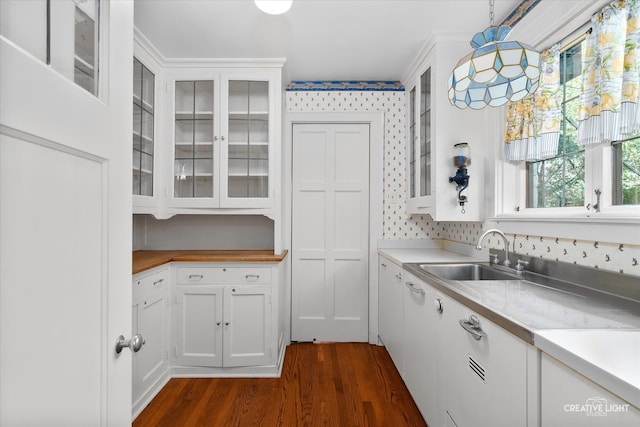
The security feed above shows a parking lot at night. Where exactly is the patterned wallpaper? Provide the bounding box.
[286,90,443,240]
[286,88,640,277]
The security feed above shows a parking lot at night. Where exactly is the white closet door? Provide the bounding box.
[292,123,370,342]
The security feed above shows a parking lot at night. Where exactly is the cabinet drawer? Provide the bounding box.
[176,267,271,285]
[133,268,170,303]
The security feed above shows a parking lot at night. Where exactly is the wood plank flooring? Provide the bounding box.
[133,343,427,427]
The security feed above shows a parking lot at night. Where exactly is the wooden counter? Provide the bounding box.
[133,250,288,275]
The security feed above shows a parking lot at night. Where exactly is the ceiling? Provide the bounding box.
[133,0,525,81]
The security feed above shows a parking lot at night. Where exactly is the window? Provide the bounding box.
[613,137,640,205]
[525,36,639,209]
[74,2,99,95]
[527,41,585,208]
[0,0,100,96]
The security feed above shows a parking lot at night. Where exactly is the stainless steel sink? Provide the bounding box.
[417,263,519,281]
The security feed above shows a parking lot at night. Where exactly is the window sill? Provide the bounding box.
[489,210,640,245]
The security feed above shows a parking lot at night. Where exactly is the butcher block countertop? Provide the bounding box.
[133,250,288,275]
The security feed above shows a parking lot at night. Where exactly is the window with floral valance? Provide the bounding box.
[503,0,640,208]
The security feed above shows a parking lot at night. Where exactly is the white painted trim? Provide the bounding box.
[284,112,385,345]
[133,27,286,70]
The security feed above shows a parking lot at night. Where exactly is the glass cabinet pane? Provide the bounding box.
[409,87,416,198]
[133,57,154,197]
[227,80,269,198]
[419,68,432,197]
[174,80,215,198]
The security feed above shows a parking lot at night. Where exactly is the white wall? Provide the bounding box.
[133,214,274,250]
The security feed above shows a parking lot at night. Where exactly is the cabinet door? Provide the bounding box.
[541,353,640,427]
[444,297,528,427]
[407,67,434,213]
[220,77,274,208]
[403,273,442,427]
[174,285,223,367]
[132,57,155,197]
[378,257,404,373]
[133,292,168,403]
[173,79,220,204]
[223,285,272,367]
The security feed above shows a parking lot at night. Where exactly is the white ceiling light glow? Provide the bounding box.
[255,0,292,15]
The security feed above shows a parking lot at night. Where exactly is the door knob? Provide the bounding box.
[115,334,144,354]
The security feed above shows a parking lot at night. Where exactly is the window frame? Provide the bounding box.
[488,0,638,244]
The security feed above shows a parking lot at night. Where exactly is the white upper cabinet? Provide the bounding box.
[131,33,284,217]
[405,38,489,221]
[168,69,279,210]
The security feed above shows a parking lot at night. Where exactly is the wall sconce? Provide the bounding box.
[449,143,470,213]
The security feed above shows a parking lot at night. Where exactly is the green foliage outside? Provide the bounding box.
[620,137,640,204]
[528,41,640,208]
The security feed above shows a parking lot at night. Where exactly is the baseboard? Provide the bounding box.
[132,370,172,420]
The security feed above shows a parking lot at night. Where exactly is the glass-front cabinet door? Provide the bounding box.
[133,58,155,196]
[224,80,270,201]
[174,80,216,200]
[407,66,433,213]
[170,74,274,209]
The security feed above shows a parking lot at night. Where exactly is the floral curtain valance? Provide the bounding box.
[503,0,640,160]
[503,44,562,161]
[579,0,640,145]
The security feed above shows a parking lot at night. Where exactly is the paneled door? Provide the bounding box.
[292,123,370,342]
[0,1,133,424]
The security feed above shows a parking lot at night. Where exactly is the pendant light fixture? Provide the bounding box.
[255,0,293,15]
[448,0,540,110]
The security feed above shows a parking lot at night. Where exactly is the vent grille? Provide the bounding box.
[468,354,486,383]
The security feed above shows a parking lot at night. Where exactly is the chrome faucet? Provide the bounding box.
[476,229,511,267]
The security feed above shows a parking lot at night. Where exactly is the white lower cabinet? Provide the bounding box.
[174,284,272,367]
[378,255,404,371]
[173,266,274,368]
[174,285,224,366]
[443,297,528,427]
[541,353,640,427]
[132,266,170,410]
[402,272,443,427]
[132,261,283,419]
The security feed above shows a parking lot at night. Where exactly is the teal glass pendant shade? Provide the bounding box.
[448,25,540,110]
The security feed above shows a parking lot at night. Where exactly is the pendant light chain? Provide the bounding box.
[489,0,495,26]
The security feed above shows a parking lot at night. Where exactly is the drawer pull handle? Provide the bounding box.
[245,274,260,281]
[153,278,164,286]
[189,274,204,280]
[405,282,425,295]
[459,315,486,340]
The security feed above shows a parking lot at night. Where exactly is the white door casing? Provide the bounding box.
[291,123,371,342]
[0,1,133,425]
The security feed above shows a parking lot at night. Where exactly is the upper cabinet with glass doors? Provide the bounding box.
[170,70,278,209]
[405,39,488,221]
[133,58,155,197]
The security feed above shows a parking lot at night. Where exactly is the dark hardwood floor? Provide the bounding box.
[133,342,427,426]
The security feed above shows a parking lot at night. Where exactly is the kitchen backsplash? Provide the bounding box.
[286,88,639,277]
[444,222,640,277]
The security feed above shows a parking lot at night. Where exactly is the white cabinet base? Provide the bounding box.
[541,353,640,427]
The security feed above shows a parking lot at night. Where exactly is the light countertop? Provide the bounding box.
[535,329,640,409]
